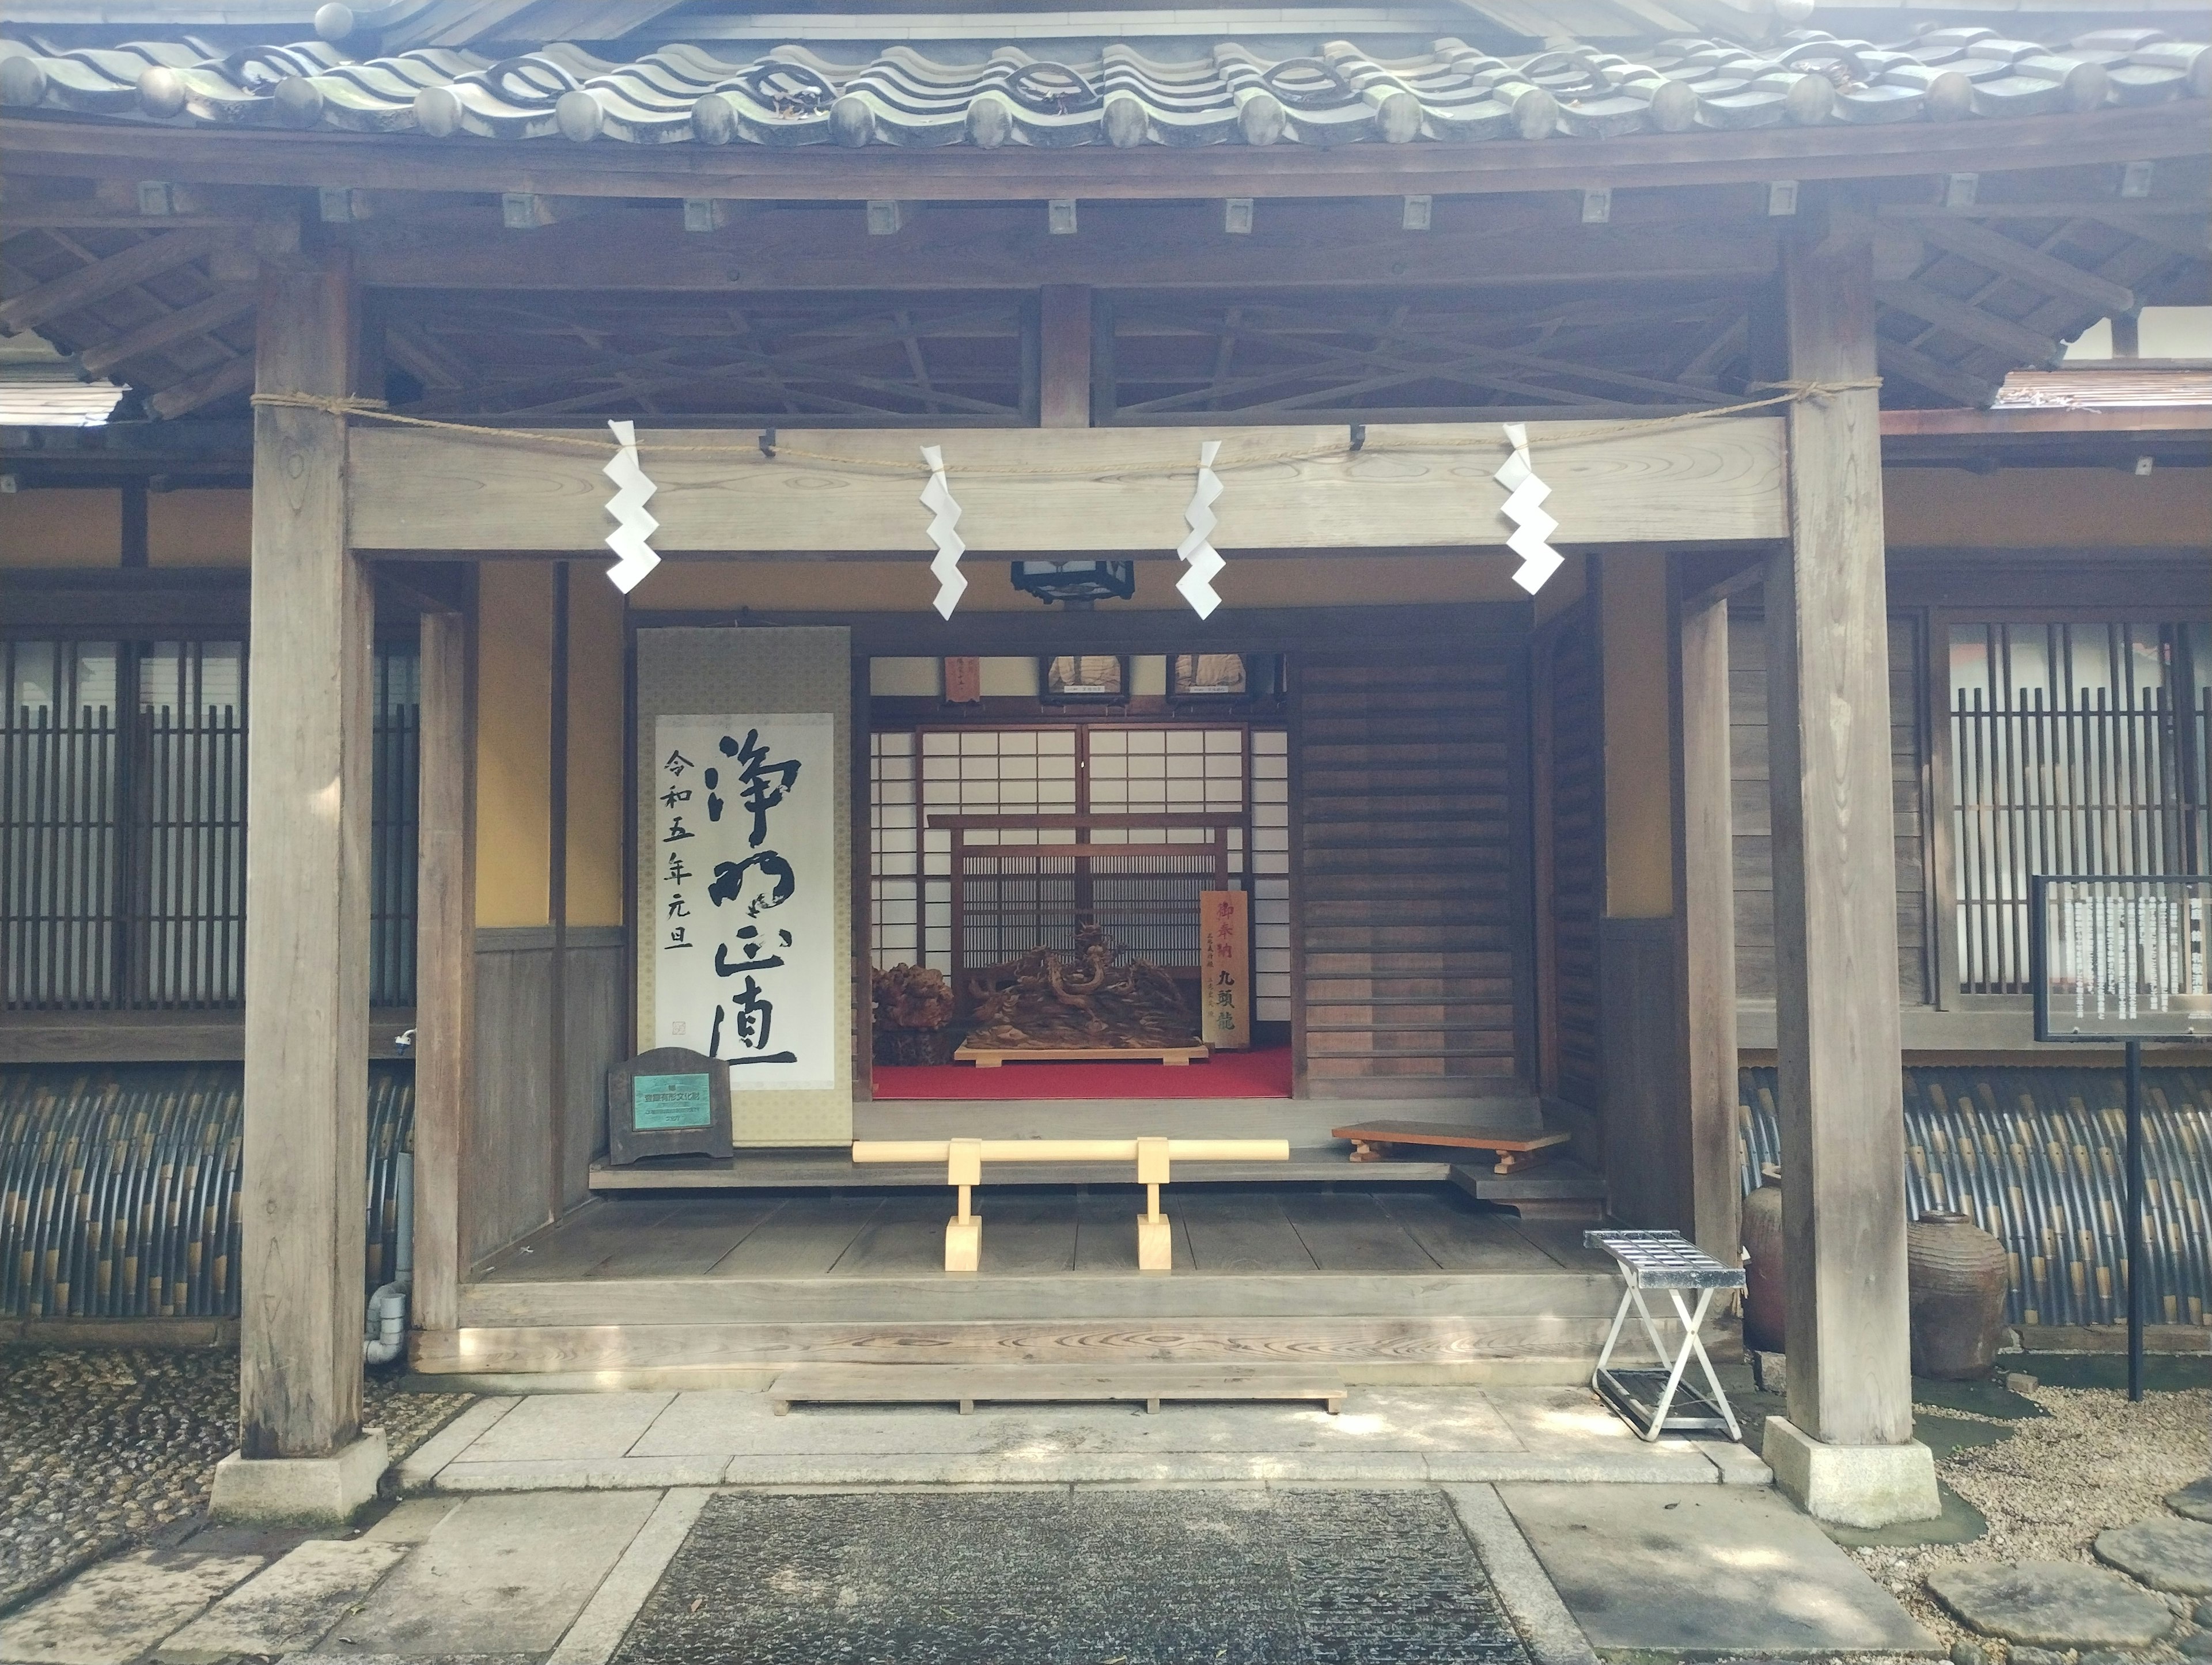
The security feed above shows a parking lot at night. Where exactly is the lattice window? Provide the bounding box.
[1949,621,2210,995]
[2,638,421,1011]
[867,723,1287,1020]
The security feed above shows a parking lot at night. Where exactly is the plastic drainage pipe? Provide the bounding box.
[365,1150,415,1364]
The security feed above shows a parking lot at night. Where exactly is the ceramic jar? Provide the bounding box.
[1740,1166,1786,1354]
[1907,1210,2012,1380]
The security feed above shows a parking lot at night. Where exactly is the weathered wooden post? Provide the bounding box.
[411,600,474,1340]
[1676,583,1741,1267]
[1759,206,1939,1527]
[212,246,387,1521]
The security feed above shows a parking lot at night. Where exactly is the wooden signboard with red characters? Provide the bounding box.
[1199,888,1250,1051]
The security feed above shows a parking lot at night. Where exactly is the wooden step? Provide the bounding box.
[767,1363,1347,1415]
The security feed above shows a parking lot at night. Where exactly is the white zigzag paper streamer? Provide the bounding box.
[601,419,660,594]
[1494,421,1563,595]
[920,445,967,619]
[1176,439,1225,619]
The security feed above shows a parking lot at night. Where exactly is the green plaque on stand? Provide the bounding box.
[632,1072,714,1131]
[607,1046,733,1165]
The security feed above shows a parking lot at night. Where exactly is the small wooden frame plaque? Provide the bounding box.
[607,1046,733,1165]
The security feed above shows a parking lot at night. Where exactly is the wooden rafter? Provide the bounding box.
[1110,293,1747,420]
[0,227,224,335]
[387,294,1028,420]
[78,287,254,378]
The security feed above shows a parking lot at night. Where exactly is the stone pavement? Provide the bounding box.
[396,1383,1771,1492]
[0,1385,1951,1665]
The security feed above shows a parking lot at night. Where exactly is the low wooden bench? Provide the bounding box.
[849,1136,1289,1272]
[1331,1119,1572,1174]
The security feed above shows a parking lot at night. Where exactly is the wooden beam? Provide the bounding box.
[348,418,1787,555]
[0,226,223,335]
[410,601,474,1339]
[238,248,373,1461]
[5,101,2203,204]
[146,355,255,420]
[1874,340,2000,410]
[344,200,1778,291]
[1873,279,2061,367]
[1907,216,2137,316]
[77,285,255,377]
[1767,216,1913,1450]
[1037,284,1091,429]
[1675,578,1740,1268]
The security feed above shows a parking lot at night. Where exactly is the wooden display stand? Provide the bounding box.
[1332,1120,1572,1174]
[953,1041,1210,1068]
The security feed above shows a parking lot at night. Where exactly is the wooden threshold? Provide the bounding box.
[768,1363,1346,1415]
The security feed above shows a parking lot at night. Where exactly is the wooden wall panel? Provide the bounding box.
[468,928,555,1268]
[1293,654,1528,1098]
[1538,608,1605,1111]
[1730,613,1926,1006]
[1599,916,1687,1231]
[559,929,627,1212]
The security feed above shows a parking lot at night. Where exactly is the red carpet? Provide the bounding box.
[874,1046,1293,1101]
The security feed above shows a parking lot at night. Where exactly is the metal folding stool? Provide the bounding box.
[1584,1228,1745,1443]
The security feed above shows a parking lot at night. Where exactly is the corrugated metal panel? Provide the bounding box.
[0,1062,412,1319]
[1739,1065,2211,1330]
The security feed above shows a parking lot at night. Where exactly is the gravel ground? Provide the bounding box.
[0,1347,469,1615]
[1848,1380,2212,1656]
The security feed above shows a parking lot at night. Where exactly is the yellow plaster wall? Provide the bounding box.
[1884,466,2210,548]
[627,552,1528,613]
[475,562,555,928]
[1600,552,1674,920]
[0,490,121,566]
[565,570,627,929]
[149,490,251,566]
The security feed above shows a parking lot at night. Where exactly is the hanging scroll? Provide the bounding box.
[652,712,838,1088]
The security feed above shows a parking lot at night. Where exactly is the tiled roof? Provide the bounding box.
[0,24,2205,147]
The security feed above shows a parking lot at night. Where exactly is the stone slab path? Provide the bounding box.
[0,1552,261,1665]
[0,1476,1936,1665]
[1499,1482,1938,1655]
[2173,1477,2212,1525]
[2098,1515,2212,1596]
[399,1384,1767,1493]
[1927,1560,2177,1649]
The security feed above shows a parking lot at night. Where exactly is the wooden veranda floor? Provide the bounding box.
[423,1186,1623,1382]
[480,1187,1601,1283]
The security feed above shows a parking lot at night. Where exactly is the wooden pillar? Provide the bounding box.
[412,602,474,1336]
[1766,215,1913,1451]
[1039,285,1092,428]
[239,251,372,1460]
[1676,582,1741,1266]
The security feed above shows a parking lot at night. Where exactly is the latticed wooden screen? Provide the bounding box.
[869,723,1290,1022]
[2,638,421,1010]
[1949,621,2211,995]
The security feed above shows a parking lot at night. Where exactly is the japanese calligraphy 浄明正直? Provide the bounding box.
[652,713,836,1090]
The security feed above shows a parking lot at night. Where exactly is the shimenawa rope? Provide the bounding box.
[249,378,1879,479]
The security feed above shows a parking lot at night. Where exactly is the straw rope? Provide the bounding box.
[249,378,1878,480]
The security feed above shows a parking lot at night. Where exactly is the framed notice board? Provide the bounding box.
[2029,875,2211,1044]
[607,1046,734,1164]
